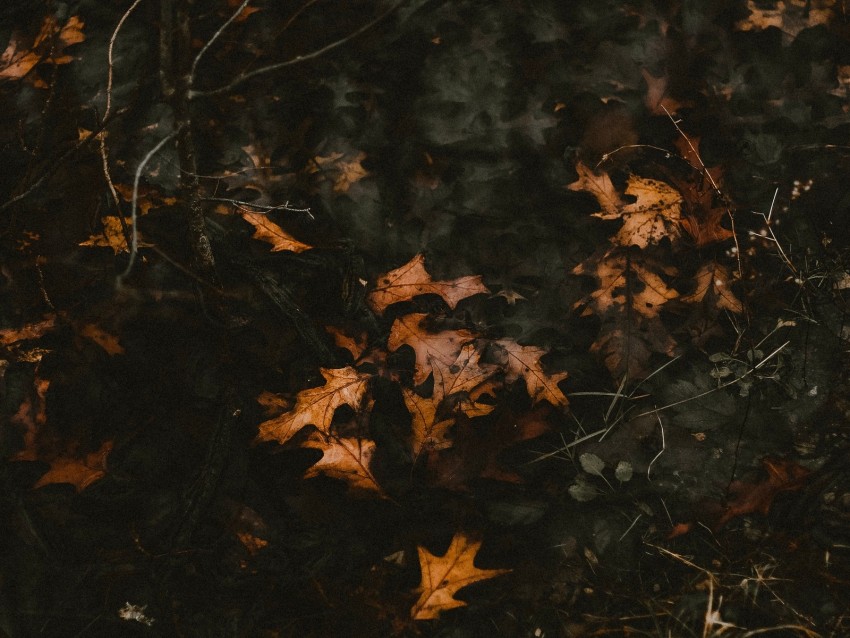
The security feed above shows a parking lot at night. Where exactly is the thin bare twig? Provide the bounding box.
[189,0,252,88]
[116,130,179,287]
[190,0,405,99]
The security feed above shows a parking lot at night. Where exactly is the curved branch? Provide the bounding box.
[189,0,405,100]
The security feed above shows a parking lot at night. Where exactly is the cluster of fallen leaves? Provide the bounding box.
[568,137,741,379]
[0,14,85,87]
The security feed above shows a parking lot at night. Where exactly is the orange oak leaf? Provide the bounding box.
[79,216,151,254]
[255,367,371,445]
[311,151,369,193]
[33,440,113,492]
[715,458,811,530]
[302,435,385,496]
[681,262,742,313]
[0,15,85,85]
[573,250,679,319]
[494,340,568,407]
[387,314,476,385]
[735,0,833,42]
[403,388,454,457]
[368,254,489,315]
[566,162,623,215]
[78,324,124,355]
[430,343,498,404]
[325,326,369,359]
[598,176,684,248]
[241,212,312,252]
[411,533,510,620]
[572,250,679,378]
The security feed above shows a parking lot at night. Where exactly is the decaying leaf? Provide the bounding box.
[302,435,385,496]
[599,176,683,248]
[256,367,371,445]
[368,254,489,315]
[387,314,476,384]
[495,339,568,407]
[0,316,57,345]
[735,0,834,42]
[241,212,312,252]
[311,151,370,193]
[411,532,510,620]
[715,457,810,530]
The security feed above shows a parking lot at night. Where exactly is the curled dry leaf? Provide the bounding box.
[255,367,370,445]
[411,532,510,620]
[368,254,489,315]
[241,212,312,252]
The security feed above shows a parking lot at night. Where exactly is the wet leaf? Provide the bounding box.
[494,339,568,407]
[387,314,476,385]
[241,212,312,252]
[302,435,385,496]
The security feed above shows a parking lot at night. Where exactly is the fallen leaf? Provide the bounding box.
[430,343,497,404]
[241,212,312,252]
[715,457,811,530]
[368,254,489,315]
[311,151,370,193]
[0,15,85,85]
[79,324,124,355]
[302,435,385,496]
[79,216,151,254]
[387,314,476,385]
[411,532,510,620]
[403,388,454,458]
[256,367,371,445]
[0,316,57,345]
[33,440,113,492]
[599,176,684,248]
[735,0,834,42]
[566,162,623,215]
[495,340,568,407]
[681,262,742,313]
[325,326,369,359]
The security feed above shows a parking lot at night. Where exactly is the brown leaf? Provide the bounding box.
[411,533,510,620]
[0,316,57,345]
[311,151,370,193]
[714,457,810,530]
[255,367,371,445]
[598,176,683,248]
[0,15,85,85]
[494,340,568,407]
[681,262,742,314]
[78,324,124,355]
[403,389,454,458]
[368,254,489,315]
[566,162,623,215]
[430,343,498,404]
[302,435,385,496]
[241,212,312,252]
[33,440,113,493]
[79,216,151,254]
[735,0,833,42]
[387,314,476,385]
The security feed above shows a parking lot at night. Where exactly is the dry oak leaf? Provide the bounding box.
[241,212,312,252]
[598,176,684,248]
[311,151,370,193]
[33,440,113,493]
[79,216,151,254]
[387,314,476,385]
[735,0,833,42]
[0,316,57,345]
[681,262,742,313]
[411,533,510,620]
[302,435,385,496]
[715,457,811,530]
[255,367,371,445]
[566,162,623,216]
[430,343,498,404]
[403,388,454,458]
[0,15,85,85]
[368,254,489,315]
[572,250,679,319]
[494,340,568,407]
